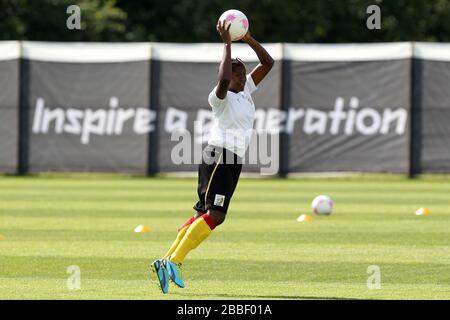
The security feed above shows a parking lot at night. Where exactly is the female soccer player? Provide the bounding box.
[151,20,274,294]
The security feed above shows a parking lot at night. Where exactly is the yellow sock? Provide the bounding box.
[169,215,215,264]
[161,215,199,259]
[161,224,189,260]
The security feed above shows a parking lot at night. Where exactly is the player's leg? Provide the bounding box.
[164,146,234,286]
[153,213,204,293]
[161,211,205,260]
[152,175,207,292]
[164,210,221,288]
[168,209,222,264]
[158,147,215,288]
[161,144,217,262]
[168,146,228,262]
[182,151,242,254]
[161,156,213,262]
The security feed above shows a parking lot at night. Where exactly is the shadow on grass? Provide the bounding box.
[173,292,371,300]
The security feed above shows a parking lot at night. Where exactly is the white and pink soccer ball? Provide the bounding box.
[218,9,249,41]
[311,195,334,215]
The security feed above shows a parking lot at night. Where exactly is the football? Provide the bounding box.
[312,195,333,215]
[218,9,249,41]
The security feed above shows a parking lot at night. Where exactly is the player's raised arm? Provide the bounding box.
[215,20,232,99]
[242,30,274,86]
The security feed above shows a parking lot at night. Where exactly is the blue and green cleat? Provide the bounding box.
[150,259,169,294]
[164,258,185,288]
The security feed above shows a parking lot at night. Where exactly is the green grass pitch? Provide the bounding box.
[0,174,449,300]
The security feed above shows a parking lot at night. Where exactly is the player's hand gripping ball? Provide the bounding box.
[218,9,249,41]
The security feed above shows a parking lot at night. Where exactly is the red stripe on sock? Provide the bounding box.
[178,216,195,232]
[202,214,216,230]
[177,214,205,232]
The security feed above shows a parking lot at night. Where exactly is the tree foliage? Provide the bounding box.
[0,0,126,41]
[1,0,449,42]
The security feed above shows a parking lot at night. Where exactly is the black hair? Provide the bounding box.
[231,57,246,72]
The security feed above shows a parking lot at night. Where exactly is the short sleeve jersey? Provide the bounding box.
[207,74,258,158]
